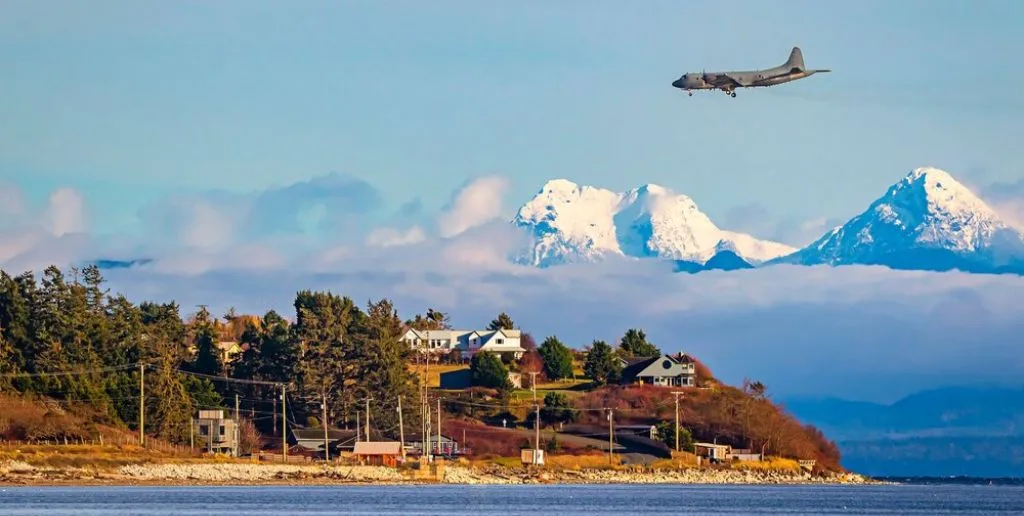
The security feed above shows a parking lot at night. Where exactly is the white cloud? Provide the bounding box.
[180,200,238,251]
[722,202,846,248]
[366,225,427,248]
[436,175,510,238]
[978,179,1024,230]
[0,185,95,273]
[45,188,86,237]
[140,172,384,251]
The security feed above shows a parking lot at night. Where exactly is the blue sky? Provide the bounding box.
[3,1,1024,403]
[3,0,1023,236]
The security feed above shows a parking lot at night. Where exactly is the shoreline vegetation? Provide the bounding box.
[2,450,880,485]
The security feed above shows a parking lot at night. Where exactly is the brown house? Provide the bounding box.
[353,441,402,467]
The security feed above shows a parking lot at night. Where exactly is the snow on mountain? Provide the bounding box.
[512,179,796,267]
[773,167,1024,273]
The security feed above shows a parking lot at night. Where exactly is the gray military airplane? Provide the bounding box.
[671,46,830,97]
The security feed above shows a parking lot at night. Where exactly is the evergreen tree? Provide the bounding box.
[618,328,660,358]
[583,340,622,386]
[540,391,576,427]
[487,312,515,331]
[293,290,360,427]
[537,336,574,381]
[190,306,223,377]
[470,351,511,391]
[359,298,420,433]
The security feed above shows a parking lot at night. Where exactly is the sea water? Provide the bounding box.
[1,483,1022,514]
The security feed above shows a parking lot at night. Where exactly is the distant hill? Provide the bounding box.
[784,385,1024,477]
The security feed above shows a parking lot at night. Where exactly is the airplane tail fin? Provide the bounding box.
[785,46,805,71]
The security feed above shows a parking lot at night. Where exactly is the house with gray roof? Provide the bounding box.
[401,328,525,360]
[619,354,697,387]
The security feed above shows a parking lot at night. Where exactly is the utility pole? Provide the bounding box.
[607,408,614,466]
[356,411,361,443]
[281,384,287,462]
[322,391,329,461]
[529,371,539,402]
[397,396,405,459]
[272,396,277,435]
[235,393,240,458]
[436,397,442,457]
[534,403,540,465]
[139,363,145,447]
[365,398,371,441]
[672,391,685,452]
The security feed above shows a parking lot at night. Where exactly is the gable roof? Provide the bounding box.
[620,356,662,380]
[621,354,694,380]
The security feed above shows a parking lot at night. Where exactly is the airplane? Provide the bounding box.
[671,46,830,97]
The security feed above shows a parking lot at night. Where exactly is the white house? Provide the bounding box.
[401,328,525,360]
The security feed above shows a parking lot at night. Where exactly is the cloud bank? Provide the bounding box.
[4,173,1024,404]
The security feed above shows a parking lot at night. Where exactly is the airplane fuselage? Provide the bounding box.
[671,47,829,97]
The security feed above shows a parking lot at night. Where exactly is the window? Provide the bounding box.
[662,360,672,369]
[199,425,209,436]
[219,425,225,436]
[496,338,504,344]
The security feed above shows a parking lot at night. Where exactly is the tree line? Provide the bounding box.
[0,264,438,445]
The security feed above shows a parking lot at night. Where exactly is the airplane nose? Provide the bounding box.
[672,78,683,88]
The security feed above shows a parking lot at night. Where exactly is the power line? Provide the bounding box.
[174,368,284,387]
[0,362,143,378]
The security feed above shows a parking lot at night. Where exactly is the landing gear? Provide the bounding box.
[730,91,736,97]
[687,90,693,96]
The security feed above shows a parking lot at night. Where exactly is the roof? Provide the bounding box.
[620,356,661,380]
[291,428,356,441]
[353,441,402,455]
[694,442,730,449]
[621,354,695,381]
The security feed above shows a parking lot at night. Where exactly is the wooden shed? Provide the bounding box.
[353,441,402,467]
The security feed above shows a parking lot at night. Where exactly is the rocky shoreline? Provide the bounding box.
[0,459,889,486]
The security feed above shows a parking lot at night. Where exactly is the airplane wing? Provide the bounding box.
[705,73,744,89]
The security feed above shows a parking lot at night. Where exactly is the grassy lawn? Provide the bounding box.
[407,364,467,388]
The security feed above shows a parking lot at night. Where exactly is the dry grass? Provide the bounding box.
[543,453,621,470]
[648,451,700,470]
[732,457,802,473]
[0,443,205,470]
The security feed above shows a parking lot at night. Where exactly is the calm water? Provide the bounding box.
[1,484,1023,514]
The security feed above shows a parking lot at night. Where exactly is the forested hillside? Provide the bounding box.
[0,264,423,445]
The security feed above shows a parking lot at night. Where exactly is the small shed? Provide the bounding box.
[693,442,731,463]
[353,441,402,467]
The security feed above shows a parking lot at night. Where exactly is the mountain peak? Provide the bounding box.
[629,183,671,195]
[905,166,953,182]
[513,179,795,267]
[889,166,991,214]
[539,178,582,194]
[775,166,1024,271]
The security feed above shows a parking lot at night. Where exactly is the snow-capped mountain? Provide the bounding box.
[512,179,796,267]
[772,167,1024,273]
